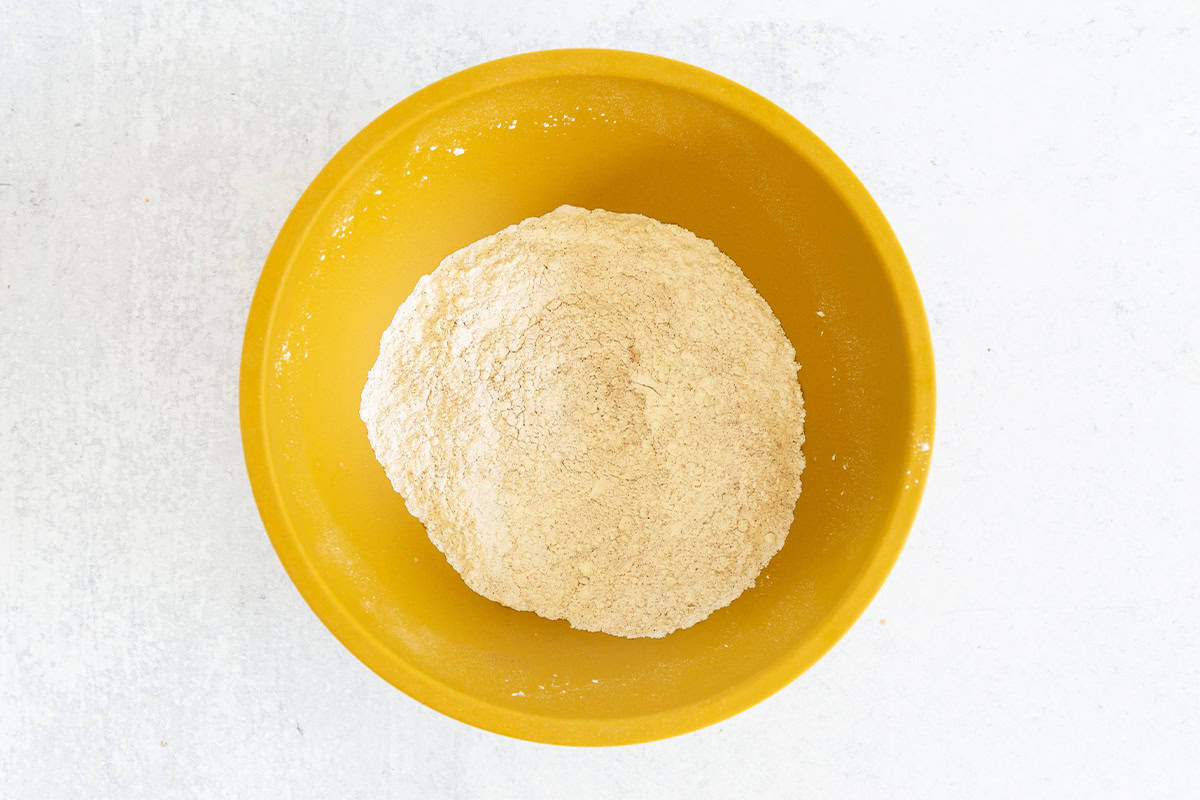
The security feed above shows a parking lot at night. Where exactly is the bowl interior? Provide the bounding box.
[243,51,933,745]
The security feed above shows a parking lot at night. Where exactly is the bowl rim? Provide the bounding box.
[239,47,936,746]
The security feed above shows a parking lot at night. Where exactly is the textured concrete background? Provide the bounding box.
[2,1,1198,797]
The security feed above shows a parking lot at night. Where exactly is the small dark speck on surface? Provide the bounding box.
[296,723,304,736]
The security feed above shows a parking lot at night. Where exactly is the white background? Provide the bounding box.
[3,1,1198,797]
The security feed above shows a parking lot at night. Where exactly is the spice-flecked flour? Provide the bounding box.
[361,206,806,637]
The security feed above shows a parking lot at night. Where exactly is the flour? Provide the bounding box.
[361,206,806,637]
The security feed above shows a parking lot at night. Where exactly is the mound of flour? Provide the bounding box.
[361,206,805,638]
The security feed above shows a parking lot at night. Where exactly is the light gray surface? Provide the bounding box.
[2,1,1199,797]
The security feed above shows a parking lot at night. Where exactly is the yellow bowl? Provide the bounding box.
[240,49,934,745]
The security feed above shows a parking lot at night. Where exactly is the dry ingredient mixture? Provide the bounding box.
[361,206,806,637]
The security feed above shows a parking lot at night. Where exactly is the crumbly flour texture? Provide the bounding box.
[361,206,806,638]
